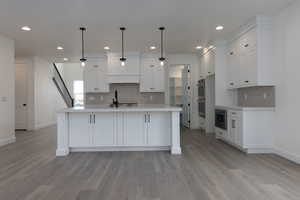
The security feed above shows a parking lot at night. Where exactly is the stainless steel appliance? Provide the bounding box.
[198,79,205,118]
[215,109,227,130]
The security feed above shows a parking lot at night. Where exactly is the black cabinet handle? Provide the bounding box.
[23,104,27,106]
[244,80,249,83]
[230,52,234,55]
[244,44,249,47]
[230,82,234,86]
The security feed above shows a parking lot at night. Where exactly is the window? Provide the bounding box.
[73,80,84,106]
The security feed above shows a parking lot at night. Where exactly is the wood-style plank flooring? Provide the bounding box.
[0,126,300,200]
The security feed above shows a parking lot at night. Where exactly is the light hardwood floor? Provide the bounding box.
[0,126,300,200]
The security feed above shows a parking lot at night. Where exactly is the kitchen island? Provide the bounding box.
[56,104,182,156]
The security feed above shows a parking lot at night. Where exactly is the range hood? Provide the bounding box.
[107,52,140,83]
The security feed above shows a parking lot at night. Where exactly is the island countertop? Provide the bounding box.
[58,104,182,113]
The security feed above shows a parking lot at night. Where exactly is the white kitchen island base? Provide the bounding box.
[56,105,182,156]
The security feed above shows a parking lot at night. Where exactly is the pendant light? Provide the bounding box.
[79,27,87,67]
[120,27,126,66]
[159,27,166,67]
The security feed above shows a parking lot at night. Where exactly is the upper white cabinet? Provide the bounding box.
[140,56,165,92]
[84,58,109,93]
[227,17,274,89]
[200,49,215,78]
[107,53,140,83]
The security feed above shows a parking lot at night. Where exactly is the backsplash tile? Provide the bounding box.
[238,86,275,107]
[85,83,165,105]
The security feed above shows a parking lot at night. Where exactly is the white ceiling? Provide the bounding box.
[0,0,294,61]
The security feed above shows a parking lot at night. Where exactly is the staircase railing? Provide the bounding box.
[52,63,74,107]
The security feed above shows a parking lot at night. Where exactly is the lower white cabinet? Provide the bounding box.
[228,110,243,147]
[215,108,274,153]
[147,112,171,146]
[123,112,147,146]
[68,112,171,148]
[69,113,93,147]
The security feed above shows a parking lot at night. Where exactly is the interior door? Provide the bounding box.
[15,63,28,130]
[181,66,191,128]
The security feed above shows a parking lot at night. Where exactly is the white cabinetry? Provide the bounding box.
[107,53,140,83]
[68,112,171,148]
[69,113,93,147]
[199,49,215,78]
[228,110,243,147]
[123,112,147,146]
[84,59,109,93]
[147,112,171,146]
[140,56,165,92]
[69,113,115,147]
[227,18,274,89]
[215,107,274,153]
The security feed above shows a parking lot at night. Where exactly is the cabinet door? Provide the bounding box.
[153,64,165,92]
[147,112,171,146]
[140,58,154,92]
[93,113,115,146]
[228,43,240,88]
[241,48,257,87]
[84,64,98,93]
[140,57,165,92]
[123,112,147,146]
[84,60,109,93]
[69,113,93,147]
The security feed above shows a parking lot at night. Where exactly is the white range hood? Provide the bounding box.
[107,52,140,83]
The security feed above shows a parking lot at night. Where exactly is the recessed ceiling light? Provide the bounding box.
[63,58,69,61]
[150,46,156,50]
[57,46,64,50]
[209,45,214,49]
[21,26,31,31]
[216,25,224,31]
[104,46,110,50]
[196,46,203,50]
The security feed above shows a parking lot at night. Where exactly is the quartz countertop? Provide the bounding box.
[58,104,182,113]
[215,105,275,111]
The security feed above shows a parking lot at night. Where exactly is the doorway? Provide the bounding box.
[15,63,28,130]
[169,65,191,128]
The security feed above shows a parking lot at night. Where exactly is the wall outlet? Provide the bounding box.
[244,93,248,101]
[150,95,153,101]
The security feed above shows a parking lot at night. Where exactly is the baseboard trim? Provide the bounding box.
[56,148,70,156]
[34,122,56,130]
[70,146,171,153]
[0,136,16,147]
[273,148,300,164]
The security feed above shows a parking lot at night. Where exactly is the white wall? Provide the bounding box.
[0,35,15,146]
[57,62,83,96]
[33,57,65,129]
[167,54,201,129]
[272,1,300,163]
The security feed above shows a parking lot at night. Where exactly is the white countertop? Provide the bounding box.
[215,105,275,111]
[58,104,182,113]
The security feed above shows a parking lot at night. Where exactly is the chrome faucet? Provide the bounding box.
[112,90,119,108]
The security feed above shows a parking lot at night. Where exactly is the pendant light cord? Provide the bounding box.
[161,28,163,58]
[82,29,84,59]
[122,29,124,58]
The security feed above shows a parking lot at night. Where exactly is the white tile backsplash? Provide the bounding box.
[85,83,165,105]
